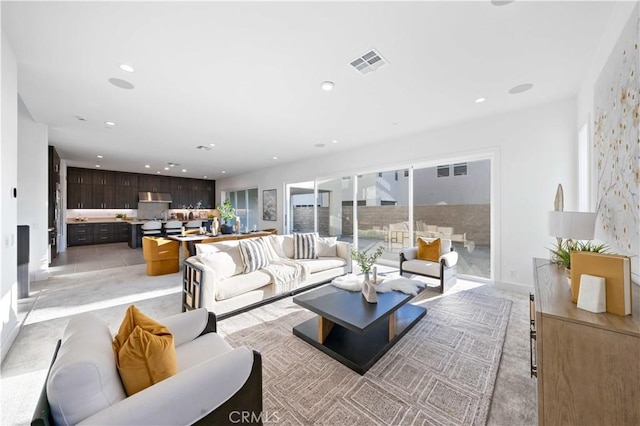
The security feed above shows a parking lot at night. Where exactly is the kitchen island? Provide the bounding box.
[67,218,206,248]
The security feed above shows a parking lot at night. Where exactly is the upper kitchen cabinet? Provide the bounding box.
[115,173,138,188]
[67,182,92,208]
[138,174,171,193]
[91,170,116,186]
[67,167,92,185]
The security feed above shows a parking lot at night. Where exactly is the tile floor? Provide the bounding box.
[48,242,146,276]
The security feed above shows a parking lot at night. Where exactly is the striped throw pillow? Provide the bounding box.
[294,232,318,259]
[238,239,269,273]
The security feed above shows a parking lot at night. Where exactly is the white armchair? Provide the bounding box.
[32,308,262,425]
[399,238,458,293]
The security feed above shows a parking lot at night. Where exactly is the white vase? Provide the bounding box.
[362,272,377,303]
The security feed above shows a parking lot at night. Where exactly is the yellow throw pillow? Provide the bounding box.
[417,238,441,262]
[112,305,177,396]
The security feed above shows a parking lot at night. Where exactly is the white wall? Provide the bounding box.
[217,98,578,289]
[1,30,20,362]
[17,96,49,282]
[576,2,639,282]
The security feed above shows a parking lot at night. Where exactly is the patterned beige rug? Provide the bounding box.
[223,289,512,425]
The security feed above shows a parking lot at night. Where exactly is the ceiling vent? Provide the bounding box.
[350,49,388,75]
[196,145,212,151]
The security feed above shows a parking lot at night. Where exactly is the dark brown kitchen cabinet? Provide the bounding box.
[91,170,115,186]
[66,167,215,211]
[68,168,92,185]
[114,186,138,209]
[67,223,94,246]
[115,173,138,188]
[115,223,130,243]
[67,183,93,209]
[139,174,171,193]
[92,185,116,209]
[93,223,114,244]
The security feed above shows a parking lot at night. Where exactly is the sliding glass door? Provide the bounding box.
[355,169,410,264]
[413,159,491,278]
[281,158,491,280]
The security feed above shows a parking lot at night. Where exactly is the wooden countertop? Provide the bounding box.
[533,258,640,337]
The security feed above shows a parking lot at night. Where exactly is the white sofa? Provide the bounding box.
[32,308,262,425]
[183,234,351,317]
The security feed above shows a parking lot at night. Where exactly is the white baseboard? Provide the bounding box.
[1,321,21,364]
[493,280,534,295]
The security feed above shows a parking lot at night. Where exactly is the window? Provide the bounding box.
[437,165,450,178]
[453,162,468,176]
[225,188,258,232]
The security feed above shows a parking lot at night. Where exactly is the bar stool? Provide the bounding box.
[141,220,162,236]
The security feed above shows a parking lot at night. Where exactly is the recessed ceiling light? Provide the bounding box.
[508,83,534,94]
[315,143,325,148]
[145,164,150,168]
[97,155,103,158]
[108,78,135,90]
[203,176,207,179]
[164,167,169,170]
[156,171,161,174]
[119,64,135,73]
[221,171,226,174]
[475,97,486,103]
[392,122,399,125]
[321,81,335,91]
[272,156,278,160]
[105,121,116,127]
[182,169,187,173]
[95,164,101,168]
[209,143,216,147]
[332,140,338,144]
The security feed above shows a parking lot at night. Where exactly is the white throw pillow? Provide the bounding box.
[317,236,337,257]
[196,241,244,277]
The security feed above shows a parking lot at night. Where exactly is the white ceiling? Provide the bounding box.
[2,1,616,179]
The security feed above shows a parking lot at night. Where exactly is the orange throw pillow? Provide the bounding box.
[112,305,177,396]
[417,238,441,262]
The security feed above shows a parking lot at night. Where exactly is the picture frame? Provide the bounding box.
[263,189,277,221]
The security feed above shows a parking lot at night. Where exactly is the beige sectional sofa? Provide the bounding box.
[182,234,351,317]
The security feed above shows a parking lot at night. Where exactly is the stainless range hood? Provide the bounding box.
[138,192,172,203]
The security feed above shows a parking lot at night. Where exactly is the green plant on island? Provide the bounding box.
[115,213,124,219]
[215,199,236,222]
[350,245,385,274]
[549,240,609,270]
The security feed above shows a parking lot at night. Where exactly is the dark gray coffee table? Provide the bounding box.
[292,284,426,374]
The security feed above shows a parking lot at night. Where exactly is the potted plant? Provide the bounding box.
[549,240,609,279]
[115,213,125,221]
[216,200,236,234]
[350,245,385,303]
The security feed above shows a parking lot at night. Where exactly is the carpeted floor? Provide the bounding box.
[221,290,511,425]
[0,259,536,425]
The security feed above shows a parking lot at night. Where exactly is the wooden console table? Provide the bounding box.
[531,258,640,426]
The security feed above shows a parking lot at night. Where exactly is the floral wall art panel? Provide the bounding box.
[593,5,639,283]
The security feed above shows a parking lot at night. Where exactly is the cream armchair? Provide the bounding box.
[399,238,458,293]
[32,308,262,425]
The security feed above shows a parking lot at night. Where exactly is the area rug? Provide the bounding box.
[222,290,512,426]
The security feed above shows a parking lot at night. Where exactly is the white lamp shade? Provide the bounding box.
[548,211,596,240]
